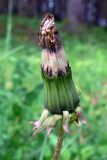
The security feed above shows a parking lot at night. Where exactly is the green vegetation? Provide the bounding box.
[0,15,107,160]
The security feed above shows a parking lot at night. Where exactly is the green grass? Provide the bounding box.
[0,15,107,160]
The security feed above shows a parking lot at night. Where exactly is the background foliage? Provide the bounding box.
[0,1,107,159]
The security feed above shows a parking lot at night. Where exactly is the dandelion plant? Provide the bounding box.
[31,13,86,160]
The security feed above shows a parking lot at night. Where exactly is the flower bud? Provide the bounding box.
[39,13,80,114]
[31,14,85,136]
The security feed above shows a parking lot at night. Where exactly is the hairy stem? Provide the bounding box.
[53,122,64,160]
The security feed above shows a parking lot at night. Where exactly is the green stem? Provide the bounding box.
[53,121,64,160]
[5,0,13,53]
[39,135,48,160]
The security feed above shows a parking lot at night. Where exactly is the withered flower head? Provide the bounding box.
[39,13,61,51]
[31,13,86,136]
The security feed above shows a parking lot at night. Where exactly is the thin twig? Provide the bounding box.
[53,122,64,160]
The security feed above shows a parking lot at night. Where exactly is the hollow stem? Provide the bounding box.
[53,121,64,160]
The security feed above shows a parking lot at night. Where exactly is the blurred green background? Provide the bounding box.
[0,0,107,160]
